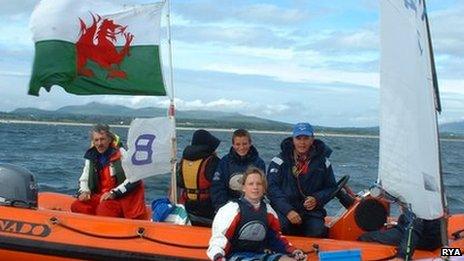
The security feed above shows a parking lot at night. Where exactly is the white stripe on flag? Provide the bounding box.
[30,0,164,44]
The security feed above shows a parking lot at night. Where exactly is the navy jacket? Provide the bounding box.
[267,137,337,218]
[211,146,266,211]
[177,143,220,220]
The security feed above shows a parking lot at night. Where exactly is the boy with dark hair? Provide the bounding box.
[211,129,266,211]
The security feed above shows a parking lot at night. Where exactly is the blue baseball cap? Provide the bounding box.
[292,122,314,137]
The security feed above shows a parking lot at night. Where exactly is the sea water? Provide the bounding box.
[0,122,463,215]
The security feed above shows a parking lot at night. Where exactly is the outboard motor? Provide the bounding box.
[0,163,38,209]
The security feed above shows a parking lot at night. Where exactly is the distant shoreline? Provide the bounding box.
[1,119,463,142]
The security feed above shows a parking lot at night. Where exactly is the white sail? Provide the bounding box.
[122,117,175,182]
[379,0,443,219]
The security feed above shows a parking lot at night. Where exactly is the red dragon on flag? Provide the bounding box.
[76,14,134,79]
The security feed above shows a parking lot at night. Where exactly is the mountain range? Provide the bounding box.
[2,102,463,136]
[3,102,293,131]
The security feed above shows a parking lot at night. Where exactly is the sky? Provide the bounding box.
[0,0,462,127]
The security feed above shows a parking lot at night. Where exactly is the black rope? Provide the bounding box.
[49,217,209,249]
[452,229,464,239]
[365,254,398,261]
[50,217,140,240]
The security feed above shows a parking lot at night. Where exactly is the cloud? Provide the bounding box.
[323,59,379,73]
[89,95,294,121]
[174,0,311,26]
[0,0,36,16]
[302,28,379,53]
[173,25,295,48]
[262,104,290,116]
[439,93,464,123]
[0,70,30,77]
[201,62,380,89]
[160,98,248,111]
[436,57,464,80]
[429,2,464,58]
[237,4,310,26]
[96,96,249,113]
[360,0,379,11]
[0,17,34,49]
[438,79,464,95]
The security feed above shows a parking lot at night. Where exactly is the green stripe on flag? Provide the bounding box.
[29,40,76,95]
[29,40,166,96]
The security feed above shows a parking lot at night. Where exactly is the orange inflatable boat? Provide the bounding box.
[0,192,462,260]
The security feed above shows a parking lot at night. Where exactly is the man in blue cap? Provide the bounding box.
[267,122,337,237]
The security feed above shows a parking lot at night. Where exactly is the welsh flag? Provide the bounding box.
[29,0,166,96]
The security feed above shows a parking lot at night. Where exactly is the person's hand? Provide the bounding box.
[213,253,226,261]
[292,249,307,261]
[100,191,115,202]
[303,196,317,210]
[286,210,302,225]
[78,192,91,201]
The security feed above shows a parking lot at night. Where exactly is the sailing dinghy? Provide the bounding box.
[0,0,463,260]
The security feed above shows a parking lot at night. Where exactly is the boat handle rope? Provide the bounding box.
[49,217,209,249]
[452,228,464,240]
[49,217,139,240]
[48,217,413,255]
[366,254,398,261]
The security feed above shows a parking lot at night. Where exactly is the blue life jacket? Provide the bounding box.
[151,197,174,222]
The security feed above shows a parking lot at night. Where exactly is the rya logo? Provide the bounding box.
[440,247,462,256]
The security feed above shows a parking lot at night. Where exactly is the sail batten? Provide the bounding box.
[379,0,443,219]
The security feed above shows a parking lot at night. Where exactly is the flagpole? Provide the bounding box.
[166,0,178,203]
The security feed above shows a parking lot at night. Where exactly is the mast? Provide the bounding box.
[423,0,448,248]
[166,0,177,203]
